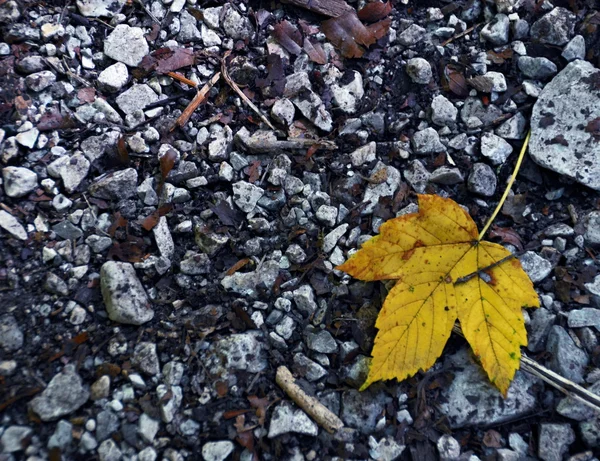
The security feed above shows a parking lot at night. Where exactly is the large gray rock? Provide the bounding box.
[530,7,576,46]
[100,261,154,325]
[104,24,149,67]
[529,60,600,190]
[438,348,538,428]
[29,365,89,421]
[89,168,138,200]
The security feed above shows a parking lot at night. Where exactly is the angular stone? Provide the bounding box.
[2,166,37,197]
[89,168,138,200]
[77,0,126,17]
[47,153,90,193]
[546,325,588,383]
[100,261,154,325]
[115,84,158,115]
[268,402,318,438]
[0,314,23,351]
[0,210,27,240]
[529,61,600,190]
[212,330,268,373]
[0,426,33,453]
[530,7,576,46]
[98,62,129,93]
[104,25,149,67]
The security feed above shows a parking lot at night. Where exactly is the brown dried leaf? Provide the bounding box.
[77,87,96,103]
[467,75,494,93]
[248,396,270,426]
[37,107,76,131]
[247,160,262,183]
[487,48,513,64]
[140,204,173,231]
[107,211,128,237]
[107,235,147,263]
[273,20,303,55]
[160,148,178,180]
[116,136,129,166]
[367,17,392,41]
[444,65,468,97]
[322,11,387,58]
[139,47,195,74]
[357,1,392,22]
[303,38,327,65]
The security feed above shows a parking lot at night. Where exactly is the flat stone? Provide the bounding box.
[100,261,154,325]
[98,62,129,93]
[0,426,33,453]
[104,24,149,67]
[538,423,575,461]
[546,325,588,383]
[562,35,585,62]
[178,10,201,42]
[527,308,556,353]
[77,0,126,17]
[132,342,160,375]
[0,210,27,240]
[89,168,138,200]
[81,131,120,162]
[98,439,121,461]
[429,166,464,185]
[2,166,37,197]
[153,216,174,260]
[305,326,338,353]
[519,251,552,283]
[406,58,432,84]
[115,84,158,115]
[48,420,73,450]
[438,348,538,428]
[201,441,234,461]
[25,70,56,91]
[29,365,90,421]
[568,308,600,331]
[350,142,377,167]
[585,212,600,244]
[221,259,279,298]
[268,402,318,438]
[223,6,253,40]
[529,60,600,190]
[480,132,513,165]
[404,159,430,193]
[556,380,600,422]
[47,153,90,193]
[518,56,558,80]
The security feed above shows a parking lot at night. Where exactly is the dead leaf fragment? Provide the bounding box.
[444,65,468,97]
[139,47,195,74]
[357,1,392,22]
[322,11,390,59]
[273,20,303,55]
[303,38,327,65]
[336,194,539,395]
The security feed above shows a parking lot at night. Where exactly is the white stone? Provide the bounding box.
[98,62,129,93]
[104,24,149,67]
[2,166,37,197]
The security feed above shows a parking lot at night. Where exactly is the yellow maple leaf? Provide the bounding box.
[336,194,540,395]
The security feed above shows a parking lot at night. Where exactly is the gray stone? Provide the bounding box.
[100,261,154,325]
[2,166,37,197]
[412,127,445,154]
[323,223,348,253]
[362,162,402,215]
[562,35,585,61]
[350,142,376,167]
[483,71,507,92]
[268,402,318,438]
[531,61,600,189]
[495,112,527,140]
[138,413,159,443]
[98,439,122,461]
[538,423,575,461]
[53,221,83,240]
[431,95,457,126]
[585,212,600,244]
[519,251,552,282]
[212,331,268,373]
[293,285,317,316]
[438,348,538,428]
[81,131,120,162]
[305,326,338,353]
[15,127,39,148]
[330,71,364,114]
[530,7,576,46]
[98,62,128,93]
[115,84,158,115]
[48,420,73,449]
[340,354,370,388]
[104,24,149,67]
[0,0,20,23]
[86,235,113,253]
[316,204,338,227]
[178,10,201,42]
[96,410,119,441]
[293,353,327,382]
[429,166,464,185]
[44,272,69,296]
[481,132,513,165]
[202,441,235,461]
[397,24,426,46]
[271,98,295,126]
[90,375,110,400]
[29,365,90,421]
[467,162,496,196]
[221,260,279,298]
[461,97,503,126]
[518,56,557,80]
[0,426,33,453]
[25,70,56,91]
[232,180,264,212]
[132,342,160,375]
[437,434,461,460]
[153,216,174,260]
[404,159,430,194]
[0,314,23,351]
[481,14,510,45]
[0,210,27,240]
[557,380,600,422]
[568,308,600,331]
[89,168,138,200]
[406,58,432,84]
[180,252,211,275]
[47,153,90,193]
[201,23,221,46]
[341,389,391,434]
[527,308,556,353]
[546,325,588,383]
[77,0,126,17]
[223,7,253,40]
[369,436,406,461]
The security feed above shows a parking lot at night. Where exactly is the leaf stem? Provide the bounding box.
[478,130,531,241]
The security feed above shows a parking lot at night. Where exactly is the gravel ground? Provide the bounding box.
[1,0,600,460]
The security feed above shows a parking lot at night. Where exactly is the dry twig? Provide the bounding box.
[170,72,221,132]
[276,366,344,433]
[221,51,275,130]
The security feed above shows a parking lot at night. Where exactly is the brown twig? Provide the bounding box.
[451,325,600,413]
[276,366,344,434]
[221,51,275,130]
[167,71,199,88]
[441,22,483,47]
[170,72,221,132]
